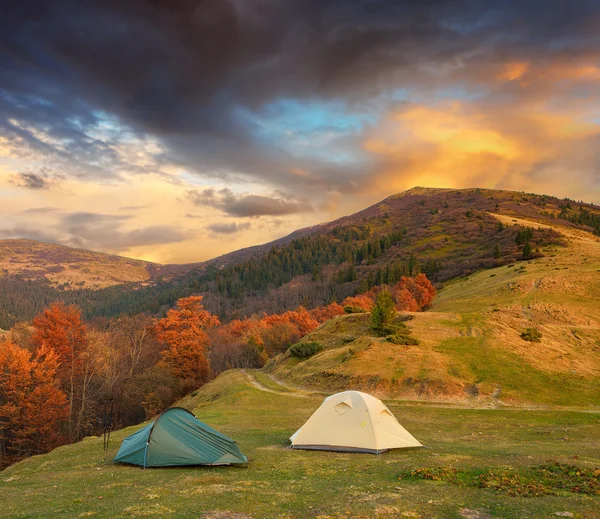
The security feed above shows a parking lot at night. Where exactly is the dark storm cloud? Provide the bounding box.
[207,222,251,234]
[1,0,600,190]
[187,188,313,217]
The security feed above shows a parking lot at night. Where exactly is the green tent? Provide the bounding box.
[114,407,248,468]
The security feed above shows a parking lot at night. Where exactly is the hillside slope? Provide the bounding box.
[0,238,158,289]
[268,213,600,405]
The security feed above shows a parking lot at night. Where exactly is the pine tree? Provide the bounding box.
[493,244,502,259]
[370,290,396,335]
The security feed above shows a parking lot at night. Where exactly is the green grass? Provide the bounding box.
[2,371,600,519]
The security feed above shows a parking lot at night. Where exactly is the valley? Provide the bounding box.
[1,187,600,518]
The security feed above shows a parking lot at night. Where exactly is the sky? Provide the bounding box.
[1,0,600,264]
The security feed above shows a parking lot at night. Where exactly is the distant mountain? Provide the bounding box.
[1,187,599,328]
[0,238,161,289]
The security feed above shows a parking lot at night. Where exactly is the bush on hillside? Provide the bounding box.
[380,320,408,336]
[344,305,366,314]
[289,341,323,358]
[521,327,542,342]
[387,333,420,345]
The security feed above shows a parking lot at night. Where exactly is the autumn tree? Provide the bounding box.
[154,296,220,394]
[0,340,68,466]
[310,302,345,323]
[259,307,319,354]
[32,302,90,440]
[393,274,436,311]
[209,317,269,373]
[342,294,375,312]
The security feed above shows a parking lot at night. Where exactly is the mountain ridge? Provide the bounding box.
[1,186,599,329]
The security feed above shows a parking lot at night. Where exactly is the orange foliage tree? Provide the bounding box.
[310,302,345,323]
[259,306,319,354]
[154,296,220,394]
[0,340,68,466]
[393,274,436,311]
[32,302,89,440]
[342,294,375,312]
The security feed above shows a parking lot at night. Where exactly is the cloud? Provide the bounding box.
[188,188,313,217]
[359,96,600,199]
[207,222,252,235]
[9,168,62,190]
[118,205,148,211]
[58,212,191,252]
[2,0,599,198]
[21,206,61,214]
[0,227,66,245]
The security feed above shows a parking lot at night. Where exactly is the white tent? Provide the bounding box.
[290,390,422,454]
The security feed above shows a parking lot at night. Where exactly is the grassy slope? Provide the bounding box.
[1,370,599,519]
[269,214,600,406]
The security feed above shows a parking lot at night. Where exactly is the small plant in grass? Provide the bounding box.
[521,327,542,342]
[536,462,600,495]
[399,463,600,498]
[339,348,355,362]
[399,466,458,482]
[387,334,420,345]
[289,341,323,358]
[476,471,554,497]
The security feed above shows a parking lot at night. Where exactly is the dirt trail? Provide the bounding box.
[241,369,312,398]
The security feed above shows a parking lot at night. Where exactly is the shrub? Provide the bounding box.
[380,321,408,336]
[521,327,542,342]
[344,305,365,314]
[289,341,323,358]
[387,334,420,345]
[339,348,356,363]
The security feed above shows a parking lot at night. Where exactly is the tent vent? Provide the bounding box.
[334,401,352,415]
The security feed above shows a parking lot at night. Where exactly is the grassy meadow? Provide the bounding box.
[1,370,599,519]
